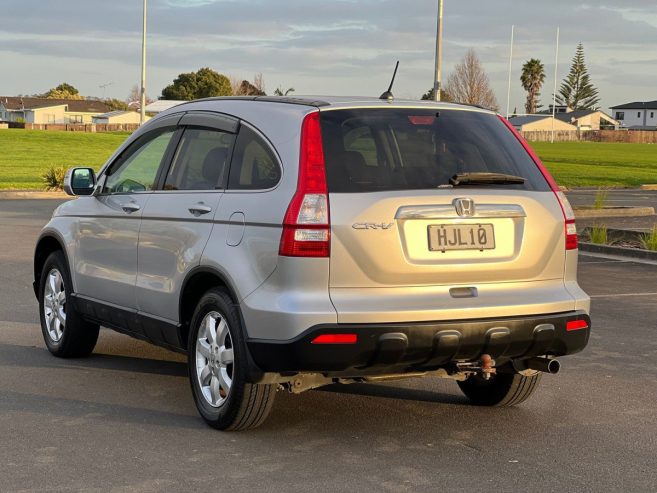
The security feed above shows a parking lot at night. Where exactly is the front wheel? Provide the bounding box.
[187,288,275,431]
[38,251,99,358]
[457,371,542,407]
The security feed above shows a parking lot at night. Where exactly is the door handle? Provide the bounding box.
[188,204,213,217]
[121,202,141,213]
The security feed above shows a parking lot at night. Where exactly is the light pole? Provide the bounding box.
[505,25,514,118]
[432,0,444,102]
[551,27,560,144]
[140,0,147,125]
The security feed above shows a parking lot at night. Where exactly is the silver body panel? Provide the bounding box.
[37,96,590,346]
[136,191,223,321]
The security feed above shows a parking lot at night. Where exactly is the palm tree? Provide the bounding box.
[520,59,546,114]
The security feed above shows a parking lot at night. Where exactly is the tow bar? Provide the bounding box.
[456,354,497,380]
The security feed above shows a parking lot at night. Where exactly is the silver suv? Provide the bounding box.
[34,96,591,430]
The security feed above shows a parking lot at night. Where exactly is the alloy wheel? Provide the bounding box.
[195,311,234,407]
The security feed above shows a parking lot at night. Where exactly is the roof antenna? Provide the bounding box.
[379,61,400,101]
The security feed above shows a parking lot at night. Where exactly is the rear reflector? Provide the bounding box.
[311,334,358,345]
[566,320,589,331]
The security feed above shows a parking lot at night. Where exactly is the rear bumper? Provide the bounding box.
[247,311,591,375]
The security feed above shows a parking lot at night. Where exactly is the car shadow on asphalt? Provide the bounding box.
[319,382,469,406]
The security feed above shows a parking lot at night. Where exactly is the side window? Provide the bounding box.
[344,126,378,166]
[164,128,234,191]
[104,129,176,194]
[228,126,281,190]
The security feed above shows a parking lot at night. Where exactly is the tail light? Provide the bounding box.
[498,116,578,250]
[279,111,330,257]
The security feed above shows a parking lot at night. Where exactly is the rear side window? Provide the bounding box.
[320,109,550,192]
[228,126,281,190]
[164,128,234,191]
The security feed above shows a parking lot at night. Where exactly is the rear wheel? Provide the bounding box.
[188,288,275,431]
[39,251,99,358]
[457,371,542,407]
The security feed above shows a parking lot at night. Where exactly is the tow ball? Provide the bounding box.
[456,354,497,380]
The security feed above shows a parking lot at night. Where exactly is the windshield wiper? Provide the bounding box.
[449,172,526,186]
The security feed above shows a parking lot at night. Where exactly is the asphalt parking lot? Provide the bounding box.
[1,199,657,492]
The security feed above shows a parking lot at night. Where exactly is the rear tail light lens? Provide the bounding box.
[311,334,358,344]
[279,112,330,257]
[498,116,578,251]
[566,320,589,331]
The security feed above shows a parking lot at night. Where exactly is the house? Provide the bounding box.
[507,115,577,132]
[554,110,618,130]
[92,110,149,124]
[0,97,109,124]
[610,101,657,129]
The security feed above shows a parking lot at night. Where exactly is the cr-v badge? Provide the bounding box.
[352,222,394,230]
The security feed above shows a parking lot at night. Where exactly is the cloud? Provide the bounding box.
[0,0,655,110]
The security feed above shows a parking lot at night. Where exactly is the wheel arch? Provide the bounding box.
[178,266,241,351]
[33,233,68,299]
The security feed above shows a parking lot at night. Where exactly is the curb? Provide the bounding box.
[641,184,657,191]
[574,206,655,219]
[579,242,657,261]
[0,191,68,200]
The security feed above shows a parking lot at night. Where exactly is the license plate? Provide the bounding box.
[428,224,495,252]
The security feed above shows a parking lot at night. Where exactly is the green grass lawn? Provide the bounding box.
[0,129,130,189]
[1,129,656,189]
[530,141,657,188]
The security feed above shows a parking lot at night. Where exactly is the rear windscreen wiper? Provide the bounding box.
[449,172,526,186]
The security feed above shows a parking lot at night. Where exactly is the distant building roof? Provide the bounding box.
[94,110,135,119]
[553,110,597,122]
[507,115,552,126]
[0,97,109,113]
[144,100,185,113]
[610,100,657,110]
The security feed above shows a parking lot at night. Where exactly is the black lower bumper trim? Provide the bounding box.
[247,311,591,374]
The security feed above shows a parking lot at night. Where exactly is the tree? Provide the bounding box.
[274,87,295,96]
[161,67,232,100]
[444,50,498,111]
[420,88,451,101]
[103,98,129,112]
[236,80,266,96]
[126,85,153,111]
[556,43,600,110]
[230,74,267,96]
[520,58,546,114]
[42,82,83,100]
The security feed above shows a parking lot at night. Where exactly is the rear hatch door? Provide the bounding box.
[320,107,566,290]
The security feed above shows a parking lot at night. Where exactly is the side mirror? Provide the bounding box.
[63,168,96,196]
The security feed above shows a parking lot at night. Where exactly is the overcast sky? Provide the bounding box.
[2,0,656,112]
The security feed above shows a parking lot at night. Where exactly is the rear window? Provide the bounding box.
[320,108,550,193]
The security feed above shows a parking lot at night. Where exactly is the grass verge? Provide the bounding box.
[0,129,130,189]
[530,141,657,188]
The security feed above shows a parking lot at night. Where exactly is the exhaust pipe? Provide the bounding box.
[526,357,561,374]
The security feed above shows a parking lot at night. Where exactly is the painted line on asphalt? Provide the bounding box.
[590,292,657,299]
[579,251,657,266]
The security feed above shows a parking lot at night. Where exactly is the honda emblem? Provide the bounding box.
[453,198,475,217]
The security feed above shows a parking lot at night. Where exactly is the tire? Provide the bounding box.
[187,288,275,431]
[457,371,542,407]
[38,251,99,358]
